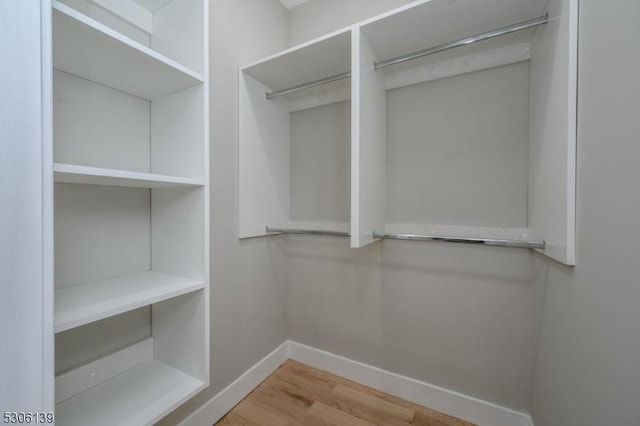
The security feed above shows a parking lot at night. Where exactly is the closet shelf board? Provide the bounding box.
[53,1,203,100]
[360,0,548,63]
[55,271,204,333]
[54,163,205,188]
[243,28,351,93]
[55,358,204,426]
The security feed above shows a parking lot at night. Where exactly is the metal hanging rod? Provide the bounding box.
[265,226,544,250]
[265,14,548,99]
[374,14,549,70]
[266,71,351,99]
[373,232,545,250]
[266,226,350,237]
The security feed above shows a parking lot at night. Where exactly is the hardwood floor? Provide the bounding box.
[215,360,475,426]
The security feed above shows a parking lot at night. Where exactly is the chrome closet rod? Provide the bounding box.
[265,226,545,250]
[266,71,351,99]
[374,14,549,70]
[373,232,545,250]
[266,226,350,237]
[265,14,548,99]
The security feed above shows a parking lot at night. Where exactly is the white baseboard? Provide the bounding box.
[181,340,534,426]
[179,341,288,426]
[289,341,533,426]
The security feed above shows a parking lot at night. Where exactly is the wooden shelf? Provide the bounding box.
[55,271,204,332]
[56,354,204,426]
[54,163,204,188]
[53,1,203,100]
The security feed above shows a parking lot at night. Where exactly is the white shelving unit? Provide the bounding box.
[52,0,209,424]
[239,0,577,265]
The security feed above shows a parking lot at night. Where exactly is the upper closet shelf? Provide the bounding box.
[54,163,205,188]
[53,1,204,100]
[242,28,351,96]
[55,271,204,333]
[361,0,548,65]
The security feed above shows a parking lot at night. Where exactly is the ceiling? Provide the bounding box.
[280,0,311,10]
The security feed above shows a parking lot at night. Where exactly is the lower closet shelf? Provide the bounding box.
[55,271,204,332]
[55,339,204,426]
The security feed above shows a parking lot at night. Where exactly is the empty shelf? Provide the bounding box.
[56,358,203,426]
[53,2,203,100]
[243,28,351,94]
[54,163,204,188]
[55,271,204,332]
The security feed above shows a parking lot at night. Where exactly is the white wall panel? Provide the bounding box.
[54,184,151,287]
[238,73,290,238]
[0,0,54,412]
[151,84,204,179]
[53,70,151,172]
[290,101,351,222]
[386,62,529,228]
[528,0,578,265]
[351,29,386,247]
[531,0,640,424]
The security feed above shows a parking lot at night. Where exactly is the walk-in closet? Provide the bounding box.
[2,0,640,425]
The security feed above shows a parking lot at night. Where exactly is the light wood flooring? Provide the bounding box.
[216,360,475,426]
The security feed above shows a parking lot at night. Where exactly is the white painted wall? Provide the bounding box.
[530,0,640,424]
[290,101,351,222]
[284,0,537,412]
[285,238,536,411]
[386,62,529,227]
[0,0,54,413]
[156,1,290,423]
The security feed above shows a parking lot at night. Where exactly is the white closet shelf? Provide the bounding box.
[54,163,205,188]
[55,271,205,332]
[53,1,204,100]
[361,0,547,63]
[56,356,203,426]
[243,28,351,93]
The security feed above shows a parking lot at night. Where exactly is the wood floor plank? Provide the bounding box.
[269,370,408,425]
[249,382,315,424]
[282,360,474,426]
[332,384,414,422]
[214,360,476,426]
[307,401,375,426]
[233,400,289,426]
